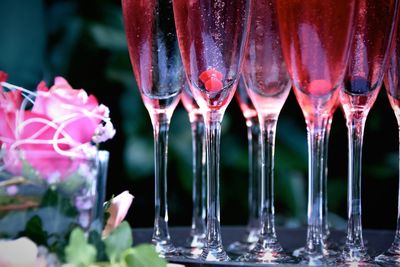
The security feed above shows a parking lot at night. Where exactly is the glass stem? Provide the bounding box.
[345,115,366,251]
[203,111,226,254]
[392,120,400,250]
[189,112,207,238]
[322,117,333,241]
[305,116,329,256]
[151,112,173,245]
[258,115,279,242]
[245,116,261,240]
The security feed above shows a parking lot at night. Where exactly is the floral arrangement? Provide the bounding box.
[0,72,168,267]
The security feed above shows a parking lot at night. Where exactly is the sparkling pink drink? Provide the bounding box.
[122,0,184,112]
[341,0,399,116]
[173,0,251,111]
[276,0,355,121]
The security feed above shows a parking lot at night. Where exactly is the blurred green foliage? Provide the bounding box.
[0,0,398,230]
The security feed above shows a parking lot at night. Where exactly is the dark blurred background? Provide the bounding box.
[0,0,398,232]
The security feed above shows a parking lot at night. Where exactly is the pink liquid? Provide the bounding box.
[242,0,291,118]
[122,0,184,111]
[385,16,400,119]
[172,0,251,111]
[276,0,355,121]
[342,0,399,115]
[235,78,257,119]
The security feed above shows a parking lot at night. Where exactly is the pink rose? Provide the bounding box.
[103,191,134,237]
[0,71,8,83]
[1,110,81,179]
[33,77,108,144]
[0,76,115,180]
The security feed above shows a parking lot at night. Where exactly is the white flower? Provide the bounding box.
[92,120,116,144]
[0,237,46,267]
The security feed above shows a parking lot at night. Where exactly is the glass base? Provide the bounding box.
[152,239,180,258]
[237,246,298,264]
[335,246,379,266]
[200,244,231,261]
[176,234,206,259]
[293,247,337,265]
[375,248,400,266]
[227,229,259,255]
[298,253,333,266]
[227,241,256,256]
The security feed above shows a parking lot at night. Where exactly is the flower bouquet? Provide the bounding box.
[0,72,169,267]
[0,72,115,239]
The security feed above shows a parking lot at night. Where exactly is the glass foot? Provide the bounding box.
[293,247,337,265]
[237,238,299,264]
[335,247,379,267]
[152,239,180,259]
[375,249,400,266]
[200,244,231,261]
[227,229,259,255]
[177,247,203,259]
[238,248,299,264]
[176,234,206,259]
[293,245,339,258]
[227,241,256,256]
[298,253,333,266]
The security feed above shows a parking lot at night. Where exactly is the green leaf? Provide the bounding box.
[40,188,78,217]
[88,230,107,261]
[65,228,97,267]
[104,221,133,263]
[18,215,48,246]
[122,245,167,267]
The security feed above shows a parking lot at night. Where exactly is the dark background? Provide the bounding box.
[0,0,398,233]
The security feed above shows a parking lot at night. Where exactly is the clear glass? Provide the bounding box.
[122,0,185,258]
[235,1,297,263]
[293,103,340,257]
[0,148,107,238]
[173,0,252,261]
[227,79,261,256]
[338,0,399,265]
[276,0,356,264]
[180,85,207,258]
[374,10,400,266]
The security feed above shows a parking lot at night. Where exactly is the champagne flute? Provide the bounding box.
[227,77,261,256]
[338,0,400,265]
[172,0,252,261]
[237,0,294,263]
[276,0,356,264]
[180,83,207,258]
[121,0,185,257]
[375,20,400,266]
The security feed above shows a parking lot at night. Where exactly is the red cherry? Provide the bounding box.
[199,68,223,84]
[205,76,223,92]
[307,79,332,96]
